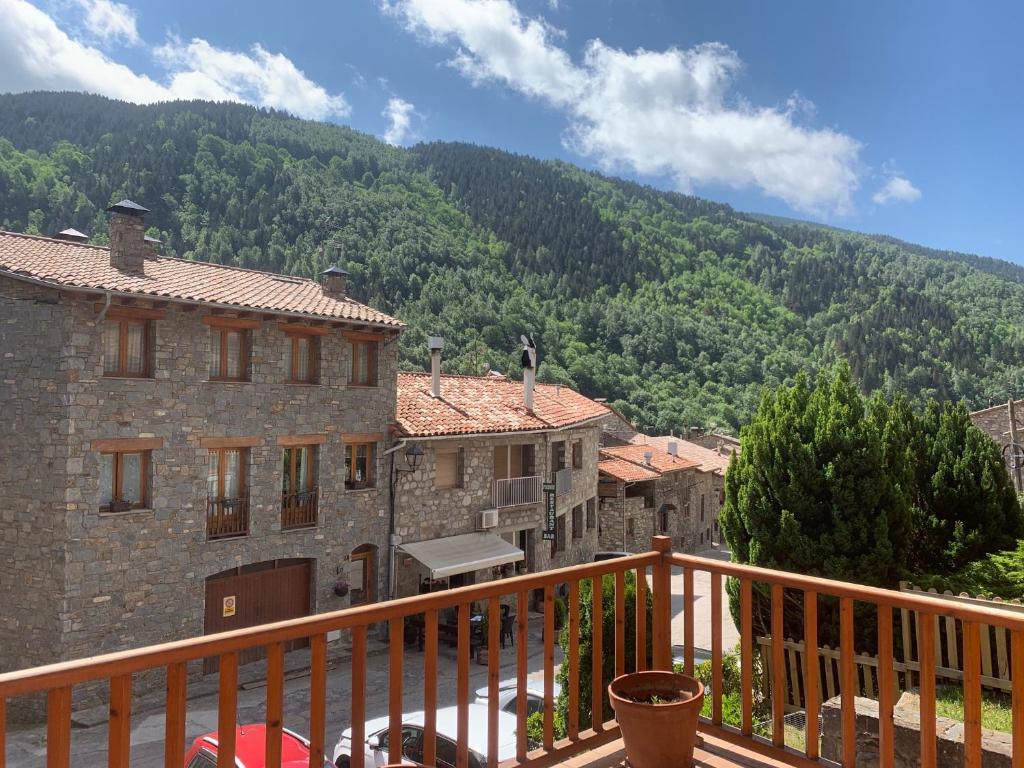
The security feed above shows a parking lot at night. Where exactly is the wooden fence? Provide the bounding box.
[757,584,1024,713]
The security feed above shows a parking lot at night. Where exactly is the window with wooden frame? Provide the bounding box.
[205,317,255,382]
[348,544,376,606]
[206,448,248,502]
[586,497,596,529]
[281,324,325,384]
[102,309,156,377]
[552,513,566,555]
[281,445,317,497]
[347,333,380,386]
[571,440,583,470]
[99,451,150,512]
[344,441,377,489]
[435,447,465,490]
[572,504,583,539]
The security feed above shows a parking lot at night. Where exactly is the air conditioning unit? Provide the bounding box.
[478,508,499,529]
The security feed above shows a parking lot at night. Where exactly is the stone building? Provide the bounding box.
[629,434,730,549]
[390,349,611,601]
[0,202,403,703]
[596,443,700,552]
[969,399,1024,492]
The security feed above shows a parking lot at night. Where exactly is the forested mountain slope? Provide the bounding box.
[1,92,1022,432]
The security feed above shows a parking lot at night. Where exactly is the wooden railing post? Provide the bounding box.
[651,536,673,670]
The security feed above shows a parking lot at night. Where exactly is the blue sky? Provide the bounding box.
[2,0,1022,263]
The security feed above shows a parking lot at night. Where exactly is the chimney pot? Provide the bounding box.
[427,336,444,398]
[321,266,349,298]
[643,451,653,466]
[106,199,150,273]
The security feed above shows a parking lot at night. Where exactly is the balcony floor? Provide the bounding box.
[556,727,815,768]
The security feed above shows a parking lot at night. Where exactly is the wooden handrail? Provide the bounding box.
[668,552,1024,631]
[0,552,658,697]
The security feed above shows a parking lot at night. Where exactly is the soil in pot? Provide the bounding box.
[608,670,704,768]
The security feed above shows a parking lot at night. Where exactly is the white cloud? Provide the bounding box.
[156,37,350,120]
[872,175,921,205]
[76,0,139,46]
[383,0,863,214]
[382,96,416,144]
[0,0,348,121]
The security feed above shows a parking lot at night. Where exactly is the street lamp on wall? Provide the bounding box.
[401,442,424,472]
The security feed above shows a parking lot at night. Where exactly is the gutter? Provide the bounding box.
[95,292,112,323]
[395,412,611,442]
[0,270,405,333]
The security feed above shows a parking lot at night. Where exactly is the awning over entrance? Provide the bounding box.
[399,532,525,579]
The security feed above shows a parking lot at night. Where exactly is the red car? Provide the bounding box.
[185,724,333,768]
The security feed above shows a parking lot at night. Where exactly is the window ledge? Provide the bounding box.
[205,533,251,543]
[346,384,380,389]
[286,381,322,387]
[345,487,378,494]
[102,375,155,382]
[99,507,152,517]
[280,524,318,533]
[205,379,253,385]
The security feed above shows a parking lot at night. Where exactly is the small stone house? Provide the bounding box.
[969,399,1024,492]
[391,352,611,601]
[596,443,700,552]
[0,202,403,703]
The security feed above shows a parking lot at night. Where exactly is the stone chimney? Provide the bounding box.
[521,334,537,413]
[106,200,150,273]
[321,266,349,298]
[427,336,444,398]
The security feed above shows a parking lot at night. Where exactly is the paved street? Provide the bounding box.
[5,548,738,767]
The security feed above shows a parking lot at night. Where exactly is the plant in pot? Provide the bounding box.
[608,670,704,768]
[333,578,350,598]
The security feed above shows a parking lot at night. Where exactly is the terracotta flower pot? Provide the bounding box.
[608,670,704,768]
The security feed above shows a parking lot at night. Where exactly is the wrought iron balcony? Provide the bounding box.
[491,475,542,508]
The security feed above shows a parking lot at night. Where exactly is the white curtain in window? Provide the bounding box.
[207,452,219,498]
[297,447,310,491]
[226,331,241,379]
[126,322,144,375]
[99,453,114,505]
[103,323,120,374]
[121,453,142,503]
[296,337,309,381]
[224,449,241,498]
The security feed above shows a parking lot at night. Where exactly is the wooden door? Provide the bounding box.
[203,559,313,673]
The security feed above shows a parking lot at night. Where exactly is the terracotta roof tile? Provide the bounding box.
[599,444,698,475]
[397,372,610,437]
[0,231,403,328]
[627,435,731,475]
[597,457,661,483]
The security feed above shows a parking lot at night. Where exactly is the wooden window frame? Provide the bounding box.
[551,441,566,473]
[205,317,256,382]
[281,444,318,495]
[207,447,248,501]
[571,440,583,470]
[345,441,377,490]
[349,548,376,606]
[434,446,465,490]
[99,450,150,513]
[103,316,152,378]
[586,497,596,530]
[282,326,322,384]
[571,504,583,540]
[346,332,381,387]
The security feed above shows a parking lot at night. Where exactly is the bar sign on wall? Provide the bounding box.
[543,484,557,540]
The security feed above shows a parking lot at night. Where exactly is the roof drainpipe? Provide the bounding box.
[427,336,444,398]
[521,333,537,413]
[96,292,112,323]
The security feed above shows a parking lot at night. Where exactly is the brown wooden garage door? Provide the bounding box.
[204,558,313,673]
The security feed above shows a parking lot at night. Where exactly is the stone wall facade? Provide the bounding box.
[392,420,608,597]
[0,277,398,710]
[969,400,1024,491]
[597,468,707,553]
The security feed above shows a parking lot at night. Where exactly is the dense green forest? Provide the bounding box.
[2,91,1023,432]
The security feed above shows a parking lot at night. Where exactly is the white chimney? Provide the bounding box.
[521,334,537,413]
[667,442,678,457]
[643,450,653,466]
[427,336,444,398]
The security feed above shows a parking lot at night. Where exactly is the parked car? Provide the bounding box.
[473,678,562,717]
[332,703,517,768]
[185,724,333,768]
[593,551,631,561]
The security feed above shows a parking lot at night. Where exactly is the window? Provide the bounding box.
[572,440,583,469]
[281,445,318,528]
[103,316,150,377]
[287,334,319,383]
[551,441,566,473]
[700,494,706,522]
[627,517,635,537]
[205,447,249,539]
[349,338,379,386]
[586,497,596,529]
[551,514,566,556]
[572,504,583,539]
[435,447,465,489]
[186,751,217,768]
[99,451,149,512]
[345,442,377,489]
[659,507,670,534]
[210,327,249,381]
[349,545,376,606]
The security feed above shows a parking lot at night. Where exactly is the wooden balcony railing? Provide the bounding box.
[280,487,318,530]
[3,536,1024,768]
[206,495,250,540]
[491,475,542,508]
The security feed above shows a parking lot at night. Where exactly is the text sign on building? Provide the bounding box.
[543,487,557,540]
[222,595,237,618]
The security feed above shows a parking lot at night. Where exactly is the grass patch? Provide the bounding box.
[934,687,1013,733]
